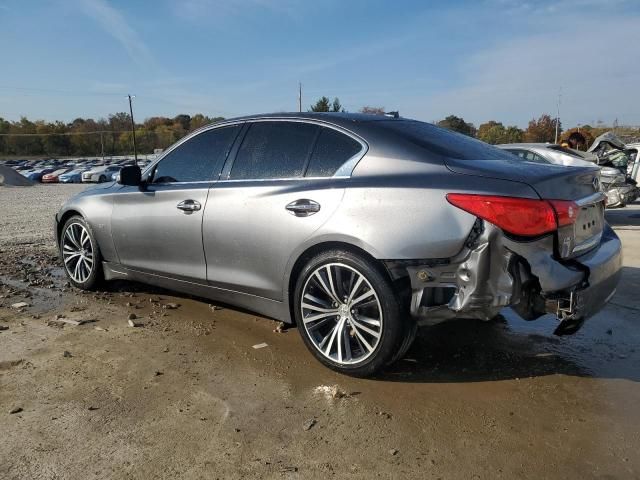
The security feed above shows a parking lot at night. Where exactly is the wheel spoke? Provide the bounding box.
[352,327,374,353]
[351,288,374,307]
[336,321,343,362]
[354,314,381,328]
[347,275,364,304]
[351,317,381,339]
[304,292,331,308]
[323,320,341,356]
[303,311,338,325]
[313,271,339,304]
[302,302,338,314]
[325,266,341,303]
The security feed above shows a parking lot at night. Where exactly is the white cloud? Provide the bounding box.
[77,0,155,69]
[410,14,640,127]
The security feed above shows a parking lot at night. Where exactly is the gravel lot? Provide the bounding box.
[0,184,85,247]
[1,184,639,479]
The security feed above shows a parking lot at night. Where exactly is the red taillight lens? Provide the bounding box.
[446,193,559,237]
[548,200,578,228]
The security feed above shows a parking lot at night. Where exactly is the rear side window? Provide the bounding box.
[152,125,240,183]
[230,121,318,180]
[505,148,548,164]
[306,128,362,177]
[380,120,515,161]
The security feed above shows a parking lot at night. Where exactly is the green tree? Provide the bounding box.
[477,121,524,144]
[310,96,343,112]
[503,125,524,143]
[360,106,385,115]
[524,114,561,143]
[437,115,476,137]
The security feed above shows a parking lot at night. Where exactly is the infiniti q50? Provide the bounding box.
[55,113,622,376]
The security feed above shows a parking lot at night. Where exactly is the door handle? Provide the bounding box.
[285,199,321,217]
[177,199,201,213]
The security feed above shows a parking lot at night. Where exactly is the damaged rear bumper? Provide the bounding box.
[386,221,622,334]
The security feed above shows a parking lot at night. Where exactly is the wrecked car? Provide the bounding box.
[587,132,639,206]
[55,113,622,376]
[497,142,637,208]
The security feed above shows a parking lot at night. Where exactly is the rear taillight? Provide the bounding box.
[548,200,578,228]
[446,194,577,237]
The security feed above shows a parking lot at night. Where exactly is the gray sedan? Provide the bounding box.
[55,113,621,376]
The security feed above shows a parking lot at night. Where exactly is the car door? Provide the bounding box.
[202,120,365,300]
[111,124,242,281]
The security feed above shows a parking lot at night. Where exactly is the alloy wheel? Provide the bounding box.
[62,222,94,283]
[301,263,383,365]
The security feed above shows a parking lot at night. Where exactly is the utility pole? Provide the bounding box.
[127,94,138,165]
[298,82,302,113]
[554,87,562,144]
[100,131,105,162]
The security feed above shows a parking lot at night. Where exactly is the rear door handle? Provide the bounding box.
[286,199,321,217]
[177,199,201,213]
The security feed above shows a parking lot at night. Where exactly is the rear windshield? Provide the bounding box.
[379,120,515,160]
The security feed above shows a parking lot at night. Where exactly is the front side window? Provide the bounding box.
[305,127,362,177]
[153,125,240,183]
[230,121,318,180]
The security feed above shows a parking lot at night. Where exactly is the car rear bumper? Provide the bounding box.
[545,224,621,332]
[392,221,622,334]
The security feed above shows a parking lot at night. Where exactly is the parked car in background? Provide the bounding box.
[55,113,621,376]
[25,167,55,182]
[81,165,121,183]
[59,168,90,183]
[497,143,637,207]
[42,168,72,183]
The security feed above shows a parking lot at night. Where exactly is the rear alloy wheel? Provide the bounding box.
[60,216,102,290]
[294,250,413,377]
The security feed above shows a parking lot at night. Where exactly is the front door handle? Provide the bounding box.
[177,199,201,213]
[285,199,321,217]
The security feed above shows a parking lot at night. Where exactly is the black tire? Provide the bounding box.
[59,215,103,290]
[98,175,106,183]
[293,249,413,377]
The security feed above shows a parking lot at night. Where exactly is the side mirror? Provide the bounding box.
[118,165,142,186]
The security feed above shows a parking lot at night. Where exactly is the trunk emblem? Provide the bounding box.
[592,177,600,191]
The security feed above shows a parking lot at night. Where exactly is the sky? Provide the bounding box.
[0,0,639,128]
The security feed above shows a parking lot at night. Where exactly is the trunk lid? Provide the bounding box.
[444,157,601,201]
[444,157,604,258]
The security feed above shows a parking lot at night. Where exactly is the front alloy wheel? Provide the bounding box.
[60,216,102,290]
[294,250,414,377]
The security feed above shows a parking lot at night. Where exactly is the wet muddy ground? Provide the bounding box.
[1,185,639,479]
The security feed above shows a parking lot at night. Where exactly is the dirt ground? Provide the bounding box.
[1,184,639,479]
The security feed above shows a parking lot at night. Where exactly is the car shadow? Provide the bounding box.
[101,266,640,385]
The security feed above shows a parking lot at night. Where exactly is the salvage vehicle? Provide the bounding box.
[586,133,639,206]
[497,143,637,207]
[55,113,622,376]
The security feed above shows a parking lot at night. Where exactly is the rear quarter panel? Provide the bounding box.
[308,156,539,260]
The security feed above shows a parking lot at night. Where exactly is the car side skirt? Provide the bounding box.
[102,262,291,323]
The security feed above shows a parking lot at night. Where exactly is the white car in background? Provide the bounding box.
[498,142,637,208]
[81,165,121,183]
